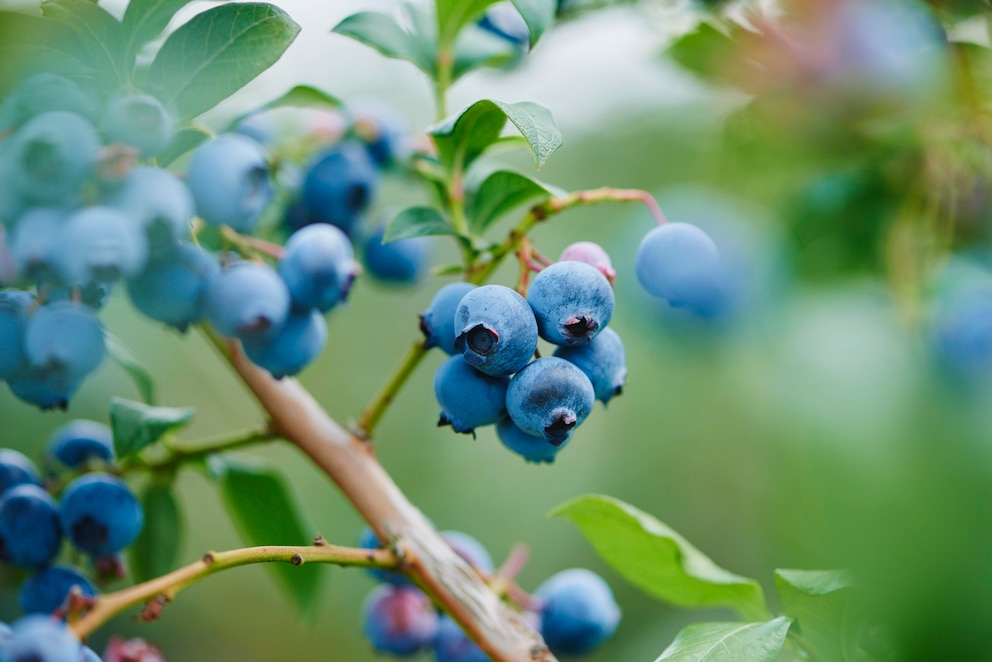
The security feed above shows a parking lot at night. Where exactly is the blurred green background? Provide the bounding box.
[3,0,992,660]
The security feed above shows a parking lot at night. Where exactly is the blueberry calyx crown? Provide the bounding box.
[563,315,597,342]
[455,324,499,365]
[545,409,577,447]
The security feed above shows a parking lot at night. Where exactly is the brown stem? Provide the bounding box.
[218,337,554,662]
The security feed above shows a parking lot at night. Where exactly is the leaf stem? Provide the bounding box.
[219,226,285,260]
[125,424,278,473]
[69,544,397,640]
[354,341,429,439]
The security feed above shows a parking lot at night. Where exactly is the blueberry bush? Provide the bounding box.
[0,0,990,659]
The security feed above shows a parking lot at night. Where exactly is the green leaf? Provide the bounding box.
[509,0,556,49]
[667,22,736,84]
[436,0,497,47]
[130,481,183,583]
[122,0,194,55]
[156,126,212,167]
[214,455,324,618]
[148,3,301,120]
[550,494,768,620]
[109,397,195,460]
[0,13,94,95]
[656,617,793,662]
[332,11,435,75]
[452,25,518,80]
[469,170,565,233]
[429,99,562,170]
[384,207,456,243]
[41,0,129,88]
[775,569,862,662]
[258,84,341,112]
[105,333,156,405]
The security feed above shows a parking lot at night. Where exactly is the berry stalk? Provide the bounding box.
[69,544,397,639]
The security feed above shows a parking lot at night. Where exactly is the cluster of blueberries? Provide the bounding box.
[0,420,144,661]
[358,527,620,659]
[421,241,625,463]
[0,72,432,410]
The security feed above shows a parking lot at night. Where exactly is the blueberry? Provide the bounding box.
[559,241,615,285]
[277,224,356,312]
[635,223,722,314]
[553,327,626,404]
[349,105,408,168]
[453,285,538,377]
[102,94,174,157]
[0,449,40,495]
[0,290,31,380]
[362,224,431,285]
[8,207,66,281]
[127,243,218,332]
[8,111,100,205]
[433,356,509,435]
[495,416,567,464]
[6,366,83,411]
[41,280,114,312]
[440,531,493,574]
[434,616,488,662]
[0,615,82,662]
[528,261,614,346]
[80,646,101,662]
[478,3,530,48]
[362,585,439,655]
[104,166,195,256]
[281,198,320,234]
[234,112,277,146]
[56,206,148,285]
[357,526,410,587]
[47,420,114,469]
[204,261,290,340]
[19,565,96,615]
[186,134,272,232]
[0,485,62,568]
[59,473,144,556]
[0,74,97,130]
[536,568,620,656]
[242,309,327,379]
[0,621,10,642]
[24,301,106,384]
[505,357,595,446]
[421,283,476,355]
[301,142,378,234]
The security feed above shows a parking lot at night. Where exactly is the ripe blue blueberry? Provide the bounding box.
[8,207,66,281]
[434,356,509,435]
[421,283,476,355]
[0,74,97,130]
[350,105,408,168]
[47,420,114,469]
[559,241,615,285]
[362,585,439,656]
[0,449,40,495]
[127,243,219,332]
[242,309,327,379]
[277,224,356,312]
[42,279,114,312]
[186,134,272,232]
[536,568,621,656]
[104,166,195,255]
[362,224,431,285]
[454,285,538,377]
[553,327,626,404]
[102,94,174,157]
[528,261,614,346]
[0,621,10,642]
[6,366,83,411]
[434,616,488,662]
[495,416,567,464]
[478,4,530,48]
[635,223,722,314]
[357,526,410,587]
[59,473,144,556]
[0,290,31,380]
[0,615,82,662]
[441,531,493,574]
[506,357,595,446]
[8,111,100,205]
[56,206,148,284]
[301,141,378,234]
[204,262,290,340]
[0,485,62,568]
[80,646,101,662]
[24,301,106,384]
[19,565,96,615]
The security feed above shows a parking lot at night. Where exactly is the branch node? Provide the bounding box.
[291,554,304,566]
[137,596,168,623]
[202,552,215,565]
[312,534,327,546]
